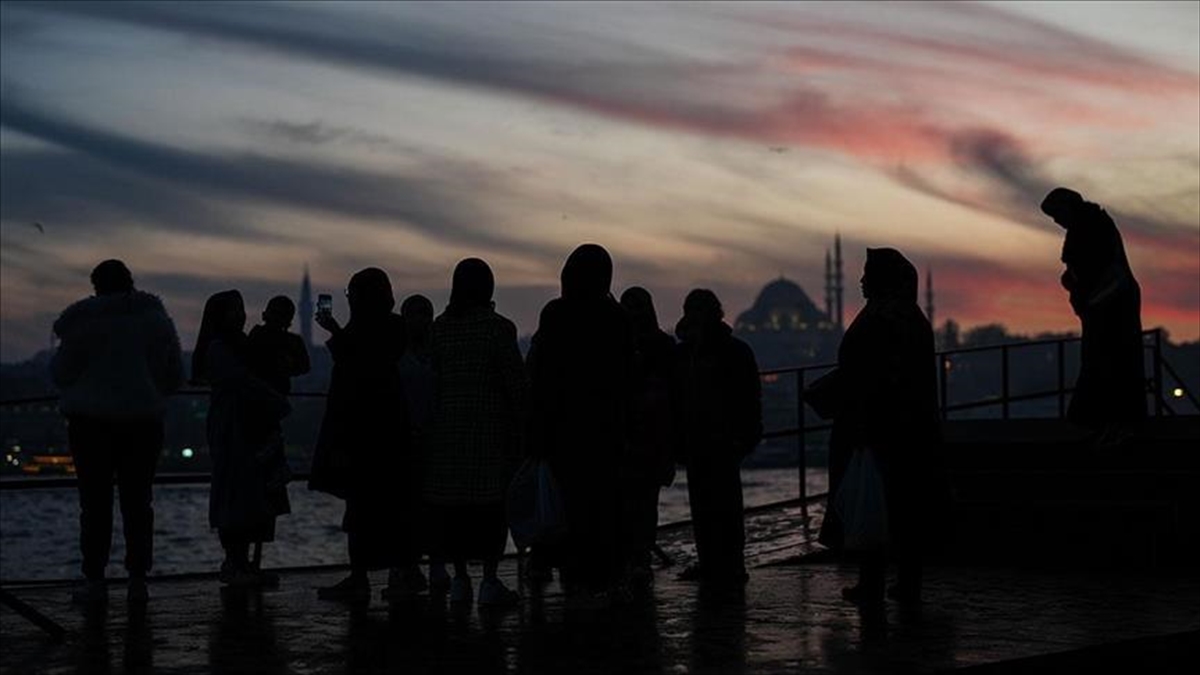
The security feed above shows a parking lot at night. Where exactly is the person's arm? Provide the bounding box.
[495,319,531,463]
[734,341,763,456]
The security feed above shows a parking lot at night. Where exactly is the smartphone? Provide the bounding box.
[317,293,333,317]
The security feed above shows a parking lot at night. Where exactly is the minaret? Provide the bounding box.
[298,265,313,348]
[824,248,834,324]
[833,233,844,330]
[925,266,935,328]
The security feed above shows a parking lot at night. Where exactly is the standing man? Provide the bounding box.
[51,260,183,603]
[1041,188,1146,446]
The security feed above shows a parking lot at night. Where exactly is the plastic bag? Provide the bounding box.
[506,458,568,549]
[833,448,889,551]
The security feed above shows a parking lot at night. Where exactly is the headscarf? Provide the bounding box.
[90,259,134,295]
[620,286,659,335]
[561,244,613,301]
[675,288,725,342]
[863,248,918,305]
[192,290,246,384]
[447,258,495,313]
[346,267,394,321]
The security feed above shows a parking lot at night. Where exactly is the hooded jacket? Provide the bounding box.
[50,291,184,418]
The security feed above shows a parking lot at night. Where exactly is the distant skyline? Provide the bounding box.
[1,1,1197,362]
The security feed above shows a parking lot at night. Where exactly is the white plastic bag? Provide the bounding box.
[506,458,568,548]
[833,448,890,551]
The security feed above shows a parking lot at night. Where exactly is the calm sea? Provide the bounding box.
[0,467,828,582]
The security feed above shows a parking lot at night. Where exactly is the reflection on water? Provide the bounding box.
[0,467,827,581]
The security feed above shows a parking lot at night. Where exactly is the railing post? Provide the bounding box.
[1001,344,1010,419]
[1153,329,1164,417]
[796,369,807,506]
[1057,340,1066,419]
[938,353,948,420]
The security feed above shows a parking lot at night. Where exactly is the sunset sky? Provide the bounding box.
[1,0,1197,362]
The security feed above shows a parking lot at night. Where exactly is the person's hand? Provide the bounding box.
[315,311,341,334]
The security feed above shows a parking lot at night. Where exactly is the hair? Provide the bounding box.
[90,259,134,295]
[683,288,723,321]
[192,290,245,383]
[263,295,295,326]
[561,244,613,300]
[447,258,495,313]
[400,294,435,321]
[346,267,394,319]
[620,286,659,333]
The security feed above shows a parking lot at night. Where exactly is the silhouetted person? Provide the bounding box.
[672,289,761,586]
[422,259,528,607]
[619,286,677,581]
[396,294,443,591]
[1041,188,1146,446]
[824,248,944,611]
[527,244,635,601]
[308,268,418,601]
[194,290,292,587]
[51,259,183,604]
[247,295,311,396]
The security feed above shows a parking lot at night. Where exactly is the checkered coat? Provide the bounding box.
[422,307,529,504]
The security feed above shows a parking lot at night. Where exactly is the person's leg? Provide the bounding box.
[114,417,162,580]
[69,416,115,583]
[478,506,518,607]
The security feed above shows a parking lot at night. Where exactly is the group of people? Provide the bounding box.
[49,187,1145,615]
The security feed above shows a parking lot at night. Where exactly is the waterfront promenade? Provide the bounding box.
[2,499,1198,674]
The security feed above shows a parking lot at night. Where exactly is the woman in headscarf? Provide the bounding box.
[422,259,528,607]
[619,286,677,582]
[527,244,635,601]
[1041,188,1145,445]
[193,290,291,587]
[822,248,945,611]
[309,268,418,602]
[672,289,762,587]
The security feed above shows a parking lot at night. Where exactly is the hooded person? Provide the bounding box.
[1041,188,1145,443]
[671,289,762,587]
[51,259,183,604]
[308,267,419,602]
[421,258,528,607]
[619,286,677,579]
[526,244,636,599]
[194,290,291,587]
[820,247,947,612]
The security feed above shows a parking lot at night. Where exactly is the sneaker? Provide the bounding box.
[71,579,108,605]
[127,577,149,604]
[449,576,473,605]
[429,565,451,594]
[318,574,370,602]
[477,578,519,608]
[382,567,428,600]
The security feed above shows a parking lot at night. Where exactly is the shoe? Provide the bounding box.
[71,579,108,605]
[477,578,520,608]
[318,575,370,602]
[382,567,428,600]
[449,576,473,605]
[429,565,451,594]
[127,577,149,604]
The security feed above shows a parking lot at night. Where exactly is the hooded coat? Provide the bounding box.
[51,291,183,418]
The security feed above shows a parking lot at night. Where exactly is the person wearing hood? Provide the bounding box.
[527,244,635,601]
[51,259,184,604]
[193,290,292,587]
[308,267,420,602]
[1041,188,1145,446]
[619,286,677,582]
[822,248,946,613]
[672,289,762,587]
[422,259,527,607]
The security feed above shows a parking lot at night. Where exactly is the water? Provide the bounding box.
[0,467,827,582]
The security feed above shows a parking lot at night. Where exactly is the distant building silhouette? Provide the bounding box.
[298,265,313,348]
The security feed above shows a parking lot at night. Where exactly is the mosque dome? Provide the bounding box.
[735,277,830,333]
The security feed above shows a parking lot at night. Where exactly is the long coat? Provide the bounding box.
[422,307,528,505]
[308,314,410,543]
[818,298,948,552]
[1061,206,1145,428]
[206,338,291,538]
[527,295,635,585]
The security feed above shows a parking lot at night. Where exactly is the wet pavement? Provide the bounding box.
[3,546,1198,674]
